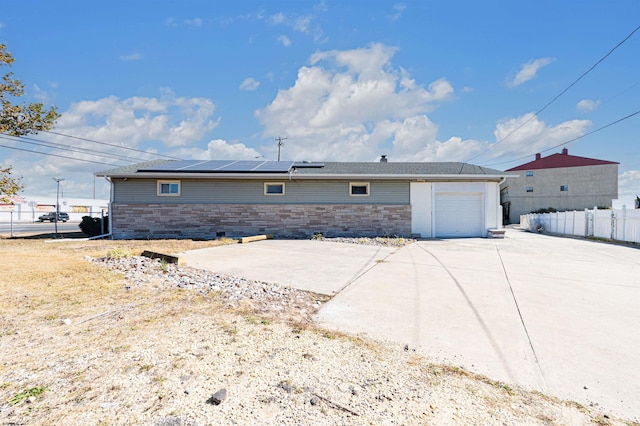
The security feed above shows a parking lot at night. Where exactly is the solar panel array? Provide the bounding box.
[138,160,296,173]
[292,161,325,168]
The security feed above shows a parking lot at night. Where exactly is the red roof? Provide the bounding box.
[506,148,618,171]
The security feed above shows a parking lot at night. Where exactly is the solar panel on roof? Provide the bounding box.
[138,160,199,172]
[216,160,262,171]
[137,159,294,173]
[254,161,295,172]
[179,160,237,172]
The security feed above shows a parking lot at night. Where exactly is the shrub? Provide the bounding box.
[106,247,132,259]
[530,208,558,214]
[79,215,109,237]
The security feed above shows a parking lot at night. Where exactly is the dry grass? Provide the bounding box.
[0,236,238,424]
[0,236,636,426]
[0,237,231,322]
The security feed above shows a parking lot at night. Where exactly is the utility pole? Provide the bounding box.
[53,177,64,237]
[275,136,287,161]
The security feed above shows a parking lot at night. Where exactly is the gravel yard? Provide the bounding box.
[0,238,632,425]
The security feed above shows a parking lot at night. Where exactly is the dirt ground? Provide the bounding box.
[0,235,635,425]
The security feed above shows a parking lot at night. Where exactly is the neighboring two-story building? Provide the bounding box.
[500,148,619,224]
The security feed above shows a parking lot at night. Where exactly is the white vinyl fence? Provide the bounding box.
[521,206,640,244]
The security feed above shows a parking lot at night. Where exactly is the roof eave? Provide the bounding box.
[98,172,515,180]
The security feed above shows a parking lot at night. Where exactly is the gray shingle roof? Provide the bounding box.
[97,160,509,178]
[293,162,505,175]
[95,159,173,177]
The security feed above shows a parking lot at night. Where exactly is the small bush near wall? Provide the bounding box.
[79,216,109,237]
[530,208,558,214]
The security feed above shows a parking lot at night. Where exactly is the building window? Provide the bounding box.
[526,187,534,193]
[526,171,534,177]
[560,185,569,192]
[349,182,370,196]
[157,180,180,196]
[264,182,285,195]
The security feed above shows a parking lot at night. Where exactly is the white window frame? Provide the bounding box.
[349,182,370,197]
[264,182,285,196]
[157,180,181,196]
[526,171,534,177]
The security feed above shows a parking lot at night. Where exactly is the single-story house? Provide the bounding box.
[96,159,513,239]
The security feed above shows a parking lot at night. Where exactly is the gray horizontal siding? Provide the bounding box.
[113,178,409,205]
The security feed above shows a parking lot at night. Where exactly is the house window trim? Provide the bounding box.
[526,186,534,193]
[526,171,534,177]
[157,180,181,196]
[264,182,285,196]
[349,182,370,197]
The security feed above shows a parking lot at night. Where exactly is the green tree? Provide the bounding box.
[0,166,23,203]
[0,43,59,202]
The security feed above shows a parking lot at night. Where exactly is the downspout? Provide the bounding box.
[498,177,507,229]
[89,176,113,240]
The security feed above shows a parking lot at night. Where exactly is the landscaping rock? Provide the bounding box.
[206,388,227,406]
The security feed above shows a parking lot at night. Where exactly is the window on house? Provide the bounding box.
[526,171,534,177]
[349,182,370,196]
[526,187,534,193]
[157,180,180,196]
[264,182,285,195]
[560,185,569,192]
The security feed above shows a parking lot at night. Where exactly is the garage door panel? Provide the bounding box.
[435,193,483,237]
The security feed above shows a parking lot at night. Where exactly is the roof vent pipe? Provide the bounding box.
[535,153,541,160]
[380,155,388,163]
[562,148,568,155]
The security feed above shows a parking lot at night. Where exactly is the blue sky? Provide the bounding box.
[1,1,639,207]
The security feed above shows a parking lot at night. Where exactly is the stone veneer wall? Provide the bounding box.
[111,204,412,239]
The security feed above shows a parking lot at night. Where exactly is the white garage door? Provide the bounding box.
[435,193,484,237]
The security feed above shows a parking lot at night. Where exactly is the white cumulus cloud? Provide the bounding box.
[491,113,590,159]
[266,10,326,43]
[576,99,601,113]
[253,44,586,165]
[32,84,49,102]
[184,17,203,27]
[277,35,292,47]
[175,139,261,160]
[56,89,219,148]
[239,77,260,91]
[4,90,222,199]
[269,12,286,25]
[255,43,457,162]
[120,52,143,61]
[389,3,407,21]
[508,57,555,87]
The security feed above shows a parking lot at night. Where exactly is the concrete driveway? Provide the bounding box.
[181,239,397,294]
[182,231,640,420]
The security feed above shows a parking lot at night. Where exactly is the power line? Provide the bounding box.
[3,133,143,163]
[43,130,182,160]
[0,136,123,167]
[482,109,640,168]
[465,23,640,163]
[481,80,640,166]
